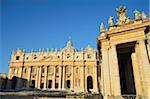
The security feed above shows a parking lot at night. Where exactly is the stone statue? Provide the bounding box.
[116,6,127,22]
[108,16,113,26]
[134,10,141,20]
[141,11,147,19]
[47,48,50,52]
[31,49,34,52]
[100,23,105,32]
[41,48,44,52]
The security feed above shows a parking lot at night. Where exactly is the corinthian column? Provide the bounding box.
[52,66,56,89]
[35,67,39,88]
[44,66,47,89]
[71,66,74,90]
[94,66,98,93]
[27,66,31,88]
[58,66,62,89]
[38,66,42,89]
[62,66,65,90]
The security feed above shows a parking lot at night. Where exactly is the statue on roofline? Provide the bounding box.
[116,6,127,22]
[116,6,131,25]
[134,9,141,20]
[100,23,105,32]
[108,16,114,26]
[141,11,147,19]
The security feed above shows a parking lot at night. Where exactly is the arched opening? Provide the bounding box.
[87,76,93,92]
[11,76,17,89]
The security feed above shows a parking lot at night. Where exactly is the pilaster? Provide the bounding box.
[131,52,142,95]
[109,45,121,96]
[80,66,85,92]
[101,46,111,96]
[93,66,99,93]
[38,66,42,89]
[138,39,150,96]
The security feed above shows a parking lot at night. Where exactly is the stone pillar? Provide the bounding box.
[80,66,85,92]
[35,67,39,88]
[52,66,56,89]
[131,52,142,95]
[85,66,87,92]
[62,66,65,90]
[38,66,42,89]
[58,66,62,89]
[93,66,98,93]
[109,45,121,96]
[138,39,150,96]
[44,66,47,89]
[101,47,111,96]
[71,66,74,90]
[27,66,31,88]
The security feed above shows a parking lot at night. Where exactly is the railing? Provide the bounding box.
[122,95,138,99]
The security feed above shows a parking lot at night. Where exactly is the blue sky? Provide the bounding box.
[0,0,149,73]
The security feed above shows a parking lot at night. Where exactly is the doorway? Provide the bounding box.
[117,42,136,95]
[30,80,35,88]
[40,83,44,89]
[11,76,17,89]
[48,80,52,88]
[66,80,70,88]
[87,76,93,92]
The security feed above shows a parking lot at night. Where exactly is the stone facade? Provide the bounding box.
[8,40,99,93]
[4,6,150,99]
[97,6,150,99]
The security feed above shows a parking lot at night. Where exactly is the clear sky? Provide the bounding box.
[0,0,149,73]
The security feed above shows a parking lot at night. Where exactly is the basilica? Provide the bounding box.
[0,6,150,99]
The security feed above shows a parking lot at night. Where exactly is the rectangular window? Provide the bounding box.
[48,80,52,88]
[16,56,20,60]
[67,80,71,88]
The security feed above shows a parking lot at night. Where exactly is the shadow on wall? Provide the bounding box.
[0,75,39,92]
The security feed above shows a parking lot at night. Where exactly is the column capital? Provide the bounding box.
[101,46,110,51]
[137,39,146,43]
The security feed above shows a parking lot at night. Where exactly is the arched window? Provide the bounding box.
[16,56,20,60]
[87,54,91,59]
